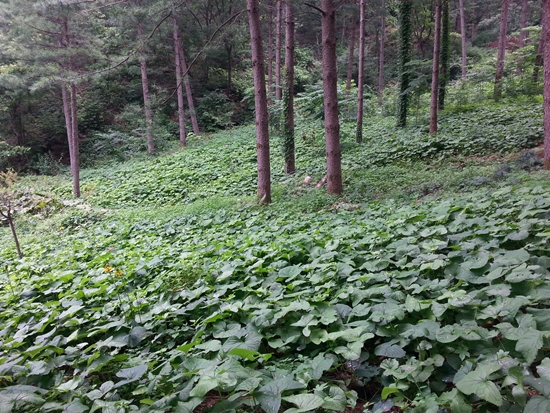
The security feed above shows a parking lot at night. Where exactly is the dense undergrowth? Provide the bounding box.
[1,99,550,413]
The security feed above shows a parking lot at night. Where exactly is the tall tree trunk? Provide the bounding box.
[429,0,442,134]
[321,0,343,195]
[268,3,274,100]
[438,0,450,111]
[378,0,386,106]
[172,13,187,147]
[69,83,80,197]
[543,0,550,169]
[494,0,510,100]
[59,19,80,198]
[226,42,233,94]
[283,0,295,174]
[397,0,413,127]
[517,0,529,74]
[275,0,283,101]
[179,47,200,135]
[459,0,467,77]
[345,22,357,96]
[534,33,544,83]
[247,0,271,203]
[61,81,79,197]
[356,0,366,143]
[136,11,155,155]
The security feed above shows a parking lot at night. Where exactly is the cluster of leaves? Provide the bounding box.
[1,184,550,412]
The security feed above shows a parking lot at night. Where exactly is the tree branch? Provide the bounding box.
[304,3,324,14]
[160,8,246,105]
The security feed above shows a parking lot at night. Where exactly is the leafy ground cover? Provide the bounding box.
[1,100,550,413]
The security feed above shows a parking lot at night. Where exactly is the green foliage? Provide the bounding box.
[28,151,64,175]
[397,0,413,127]
[3,183,550,411]
[0,141,30,170]
[0,97,549,412]
[196,91,234,132]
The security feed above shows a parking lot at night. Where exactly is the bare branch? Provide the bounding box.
[304,2,324,14]
[161,8,246,105]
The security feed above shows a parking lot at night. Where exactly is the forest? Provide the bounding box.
[1,0,550,412]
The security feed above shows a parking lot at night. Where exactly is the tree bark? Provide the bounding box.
[459,0,467,77]
[268,3,274,100]
[172,13,187,147]
[438,0,449,111]
[356,0,366,143]
[397,0,413,127]
[226,43,232,94]
[247,0,271,203]
[429,0,442,134]
[543,0,550,169]
[69,83,80,197]
[494,0,510,100]
[283,0,295,174]
[517,0,529,75]
[275,0,283,101]
[378,0,386,106]
[345,22,357,96]
[136,9,155,155]
[179,46,200,136]
[534,32,544,83]
[321,0,343,195]
[60,80,79,197]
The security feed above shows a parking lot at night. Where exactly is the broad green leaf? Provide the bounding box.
[455,364,503,406]
[63,400,89,413]
[524,376,550,397]
[516,329,543,364]
[524,396,550,413]
[114,365,147,388]
[381,387,401,400]
[189,376,219,397]
[374,343,406,358]
[321,386,346,411]
[282,394,324,412]
[439,389,472,413]
[227,348,262,361]
[537,358,550,381]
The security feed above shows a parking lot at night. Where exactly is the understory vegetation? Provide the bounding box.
[1,97,550,413]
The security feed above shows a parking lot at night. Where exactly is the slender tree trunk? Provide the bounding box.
[226,42,233,94]
[494,0,510,100]
[283,0,295,174]
[172,13,187,146]
[268,3,274,100]
[275,0,283,101]
[136,12,155,155]
[356,0,366,143]
[346,22,357,95]
[534,33,544,83]
[7,209,22,259]
[459,0,467,77]
[247,0,271,203]
[543,0,550,169]
[438,0,450,110]
[517,0,529,75]
[179,47,200,135]
[60,80,79,197]
[378,0,386,106]
[321,0,343,195]
[397,0,413,127]
[69,83,80,197]
[429,0,442,134]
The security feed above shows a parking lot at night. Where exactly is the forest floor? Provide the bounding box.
[1,100,550,412]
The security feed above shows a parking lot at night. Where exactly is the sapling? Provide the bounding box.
[0,169,22,259]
